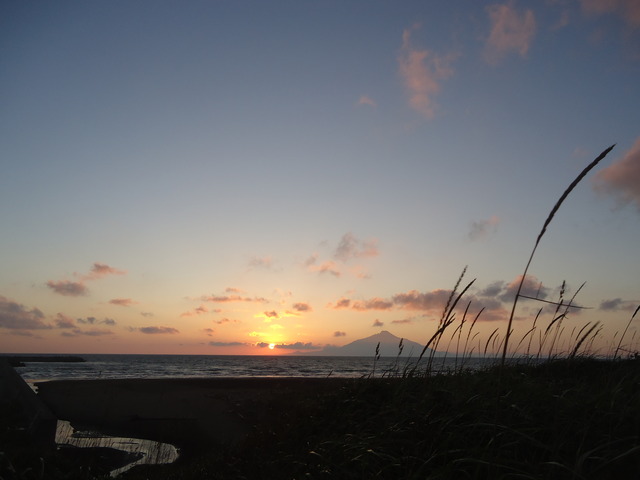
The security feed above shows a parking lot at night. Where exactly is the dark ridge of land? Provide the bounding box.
[3,355,85,367]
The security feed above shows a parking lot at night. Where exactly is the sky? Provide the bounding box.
[1,0,639,356]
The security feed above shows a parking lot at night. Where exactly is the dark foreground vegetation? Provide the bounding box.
[4,357,638,479]
[123,358,640,480]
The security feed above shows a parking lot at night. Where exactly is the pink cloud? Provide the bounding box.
[485,2,536,64]
[593,138,640,210]
[46,280,88,297]
[84,262,126,280]
[398,24,456,118]
[351,297,394,311]
[54,313,75,329]
[357,95,376,107]
[109,298,137,307]
[307,260,341,277]
[580,0,640,27]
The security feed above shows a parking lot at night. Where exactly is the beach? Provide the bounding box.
[35,377,354,455]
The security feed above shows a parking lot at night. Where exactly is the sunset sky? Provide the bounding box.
[1,0,639,356]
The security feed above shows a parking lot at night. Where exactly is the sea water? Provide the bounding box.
[15,354,496,384]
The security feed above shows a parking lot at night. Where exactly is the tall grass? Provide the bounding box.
[501,145,615,366]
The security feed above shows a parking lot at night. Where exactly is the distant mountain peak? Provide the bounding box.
[318,330,430,357]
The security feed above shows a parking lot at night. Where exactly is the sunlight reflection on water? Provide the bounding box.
[55,420,179,477]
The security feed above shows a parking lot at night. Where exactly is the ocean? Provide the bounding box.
[13,354,497,384]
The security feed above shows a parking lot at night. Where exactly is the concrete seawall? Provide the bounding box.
[0,359,57,452]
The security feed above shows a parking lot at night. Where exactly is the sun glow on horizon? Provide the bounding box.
[268,343,276,350]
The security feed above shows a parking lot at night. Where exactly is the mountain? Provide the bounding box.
[315,330,431,357]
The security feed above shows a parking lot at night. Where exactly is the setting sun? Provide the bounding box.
[268,343,275,350]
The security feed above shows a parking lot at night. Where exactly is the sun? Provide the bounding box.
[268,343,275,350]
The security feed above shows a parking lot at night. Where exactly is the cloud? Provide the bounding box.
[357,95,376,107]
[72,328,114,337]
[593,138,640,210]
[498,275,550,303]
[77,317,116,326]
[580,0,640,27]
[203,293,268,303]
[0,296,50,330]
[391,318,414,324]
[479,281,505,297]
[373,319,384,327]
[392,289,453,311]
[248,256,274,270]
[306,258,342,277]
[54,313,75,329]
[469,215,501,241]
[263,310,279,319]
[181,305,209,317]
[329,294,416,312]
[292,302,312,313]
[484,2,536,64]
[209,341,247,347]
[214,317,233,325]
[84,262,126,280]
[47,280,88,297]
[109,298,137,307]
[334,233,379,262]
[333,331,347,337]
[139,326,180,334]
[398,24,456,118]
[257,341,320,350]
[599,298,638,311]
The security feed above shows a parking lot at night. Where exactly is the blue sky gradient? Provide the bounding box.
[1,0,639,355]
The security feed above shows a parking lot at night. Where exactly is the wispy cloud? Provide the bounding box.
[180,305,209,317]
[398,24,456,118]
[202,292,269,303]
[334,233,379,262]
[373,319,384,327]
[484,2,536,64]
[47,262,126,297]
[46,280,88,297]
[68,328,114,337]
[306,258,342,277]
[248,256,274,270]
[138,326,179,334]
[357,95,377,107]
[0,296,50,330]
[209,341,247,347]
[77,317,116,326]
[109,298,137,307]
[580,0,640,27]
[593,138,640,211]
[333,331,347,337]
[257,341,319,350]
[469,215,501,241]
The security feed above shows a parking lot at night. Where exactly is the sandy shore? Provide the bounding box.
[36,377,353,454]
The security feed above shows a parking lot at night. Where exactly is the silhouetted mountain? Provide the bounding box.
[316,330,430,357]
